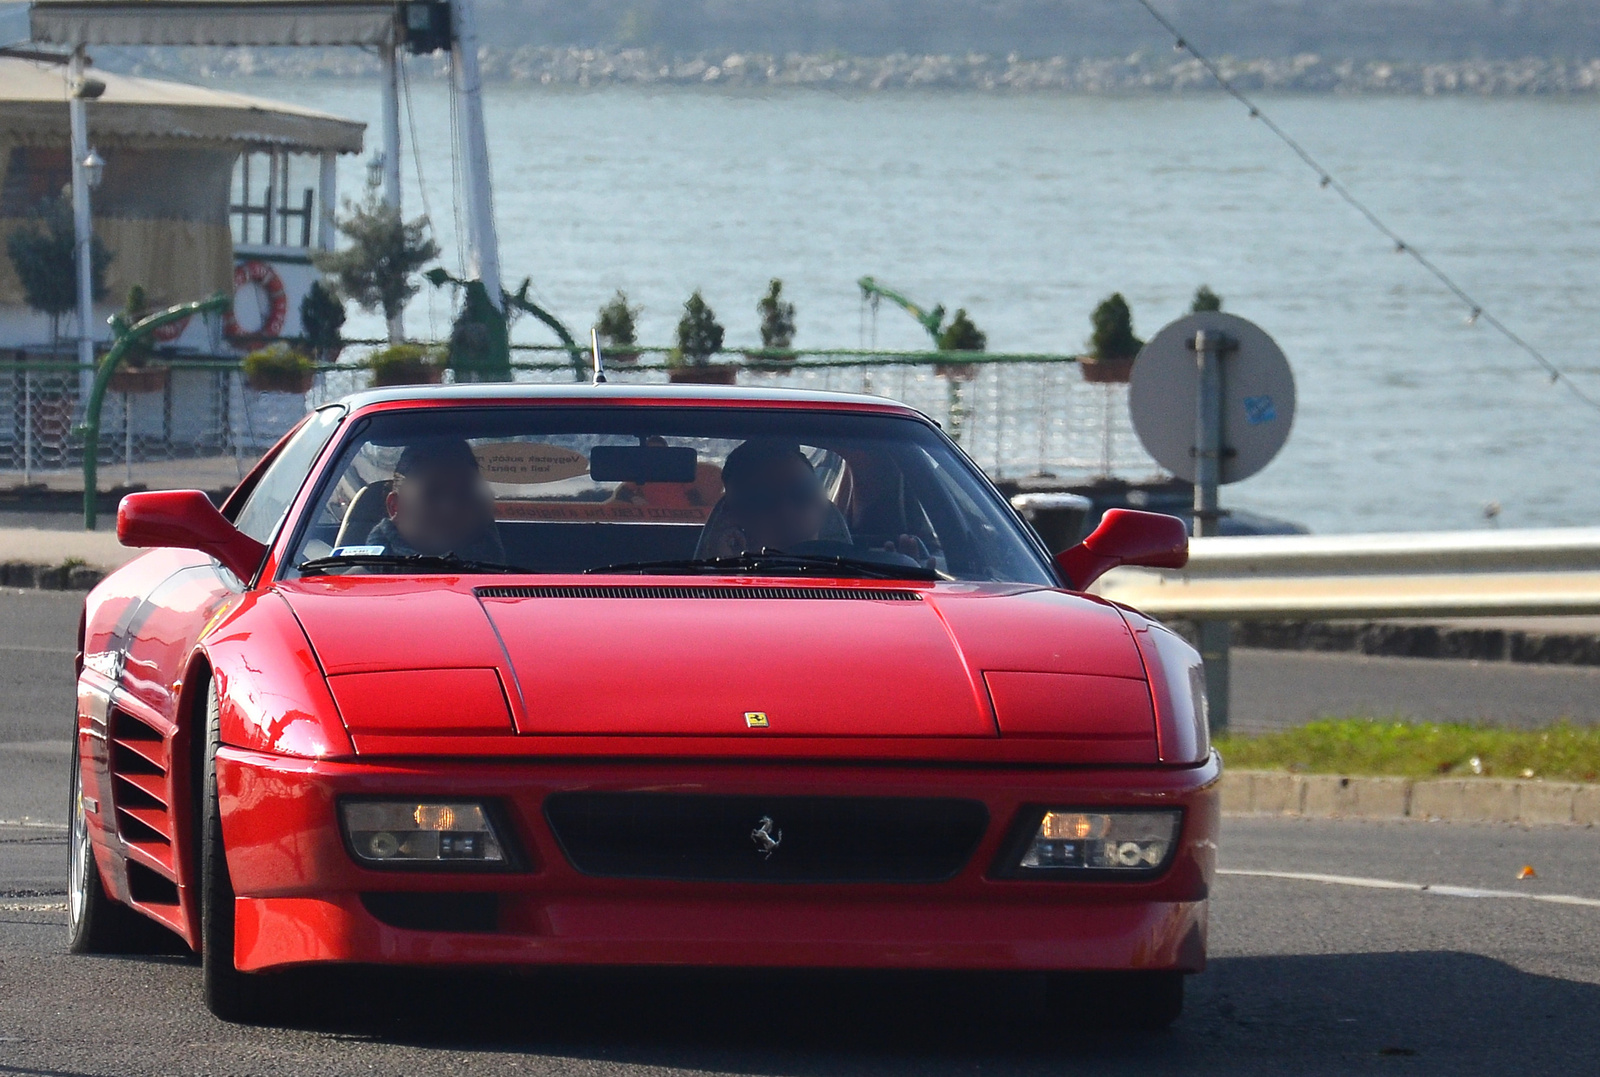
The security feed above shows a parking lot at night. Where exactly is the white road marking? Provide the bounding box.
[0,820,67,831]
[0,900,67,913]
[1220,868,1600,908]
[0,644,75,654]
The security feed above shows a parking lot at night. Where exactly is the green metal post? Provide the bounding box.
[81,293,229,530]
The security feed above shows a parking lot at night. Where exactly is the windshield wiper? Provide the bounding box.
[585,551,944,581]
[296,552,529,576]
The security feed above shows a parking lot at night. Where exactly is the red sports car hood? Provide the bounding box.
[277,578,1154,747]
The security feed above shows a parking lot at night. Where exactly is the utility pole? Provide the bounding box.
[379,33,404,341]
[1191,328,1233,732]
[451,0,503,313]
[67,46,96,395]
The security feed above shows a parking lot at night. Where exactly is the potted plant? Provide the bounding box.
[667,290,736,384]
[935,307,986,379]
[1082,292,1143,383]
[750,277,797,363]
[107,285,170,394]
[1191,285,1223,313]
[364,343,446,387]
[5,195,111,355]
[313,189,439,343]
[300,280,347,363]
[595,290,642,364]
[242,343,317,394]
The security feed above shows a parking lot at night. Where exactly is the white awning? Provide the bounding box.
[0,56,365,152]
[29,0,399,48]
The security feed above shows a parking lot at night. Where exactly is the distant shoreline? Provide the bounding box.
[101,48,1600,95]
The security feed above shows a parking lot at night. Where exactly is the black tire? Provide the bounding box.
[200,680,279,1023]
[67,738,161,954]
[1045,970,1185,1030]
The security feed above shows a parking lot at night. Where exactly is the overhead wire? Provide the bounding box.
[1127,0,1600,416]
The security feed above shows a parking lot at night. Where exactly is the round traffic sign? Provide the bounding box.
[1127,312,1296,484]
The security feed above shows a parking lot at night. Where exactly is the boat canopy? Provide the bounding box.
[28,0,399,48]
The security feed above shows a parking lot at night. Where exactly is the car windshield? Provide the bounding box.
[285,405,1057,585]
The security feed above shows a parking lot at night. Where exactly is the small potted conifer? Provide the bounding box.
[749,277,797,363]
[107,286,171,394]
[667,290,736,384]
[1081,292,1143,383]
[595,290,642,363]
[934,307,986,379]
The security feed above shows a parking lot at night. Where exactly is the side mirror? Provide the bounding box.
[117,490,269,583]
[1056,508,1188,591]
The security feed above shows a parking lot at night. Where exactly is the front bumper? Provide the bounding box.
[216,749,1220,974]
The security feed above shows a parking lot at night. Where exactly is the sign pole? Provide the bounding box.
[1191,329,1231,733]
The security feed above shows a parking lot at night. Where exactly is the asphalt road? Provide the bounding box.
[3,588,1600,1073]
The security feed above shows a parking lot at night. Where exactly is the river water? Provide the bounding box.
[235,79,1600,534]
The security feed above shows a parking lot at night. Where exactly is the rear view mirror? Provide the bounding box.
[589,445,697,484]
[1056,508,1188,591]
[117,490,269,583]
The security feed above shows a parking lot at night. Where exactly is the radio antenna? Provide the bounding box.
[590,327,607,385]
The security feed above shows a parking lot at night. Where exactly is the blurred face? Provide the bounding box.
[384,461,492,555]
[728,452,829,551]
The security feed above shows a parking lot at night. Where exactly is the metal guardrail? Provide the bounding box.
[1093,528,1600,620]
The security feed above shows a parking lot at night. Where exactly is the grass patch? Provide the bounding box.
[1216,718,1600,783]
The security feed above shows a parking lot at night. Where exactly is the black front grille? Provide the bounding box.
[544,793,988,884]
[477,584,921,601]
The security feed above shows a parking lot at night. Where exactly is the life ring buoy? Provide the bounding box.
[224,260,289,344]
[150,315,190,343]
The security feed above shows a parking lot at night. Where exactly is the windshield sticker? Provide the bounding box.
[331,545,386,557]
[474,443,590,484]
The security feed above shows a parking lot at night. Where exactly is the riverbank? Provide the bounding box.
[103,47,1600,95]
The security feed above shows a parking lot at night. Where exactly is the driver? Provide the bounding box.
[367,438,506,562]
[711,440,830,556]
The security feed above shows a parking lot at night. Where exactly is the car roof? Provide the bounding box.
[334,382,925,415]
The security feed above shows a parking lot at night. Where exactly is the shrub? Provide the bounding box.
[1191,285,1223,313]
[4,196,111,348]
[937,308,986,352]
[1089,293,1143,360]
[596,290,641,352]
[242,343,316,393]
[119,286,154,368]
[672,289,725,367]
[364,343,445,386]
[757,278,797,350]
[313,191,439,342]
[300,280,346,362]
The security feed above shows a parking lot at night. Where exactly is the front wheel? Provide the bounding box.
[1045,970,1185,1030]
[200,680,280,1023]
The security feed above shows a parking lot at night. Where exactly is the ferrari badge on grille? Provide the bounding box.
[750,815,782,858]
[744,712,769,728]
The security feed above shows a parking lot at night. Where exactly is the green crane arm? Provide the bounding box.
[857,276,945,346]
[503,279,585,377]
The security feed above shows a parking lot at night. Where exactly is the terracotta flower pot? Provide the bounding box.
[1079,356,1136,384]
[108,367,170,394]
[370,362,445,387]
[603,348,642,365]
[934,361,979,381]
[668,365,739,385]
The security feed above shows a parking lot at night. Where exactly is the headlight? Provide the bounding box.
[1004,809,1181,876]
[340,800,507,867]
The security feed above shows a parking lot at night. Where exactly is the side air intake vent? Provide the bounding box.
[476,585,921,601]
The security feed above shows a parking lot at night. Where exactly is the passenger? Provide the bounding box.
[368,438,506,562]
[711,440,831,556]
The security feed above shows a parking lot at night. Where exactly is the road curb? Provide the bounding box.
[1221,769,1600,825]
[1,561,106,592]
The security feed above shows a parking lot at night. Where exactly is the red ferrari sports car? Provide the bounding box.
[67,384,1217,1025]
